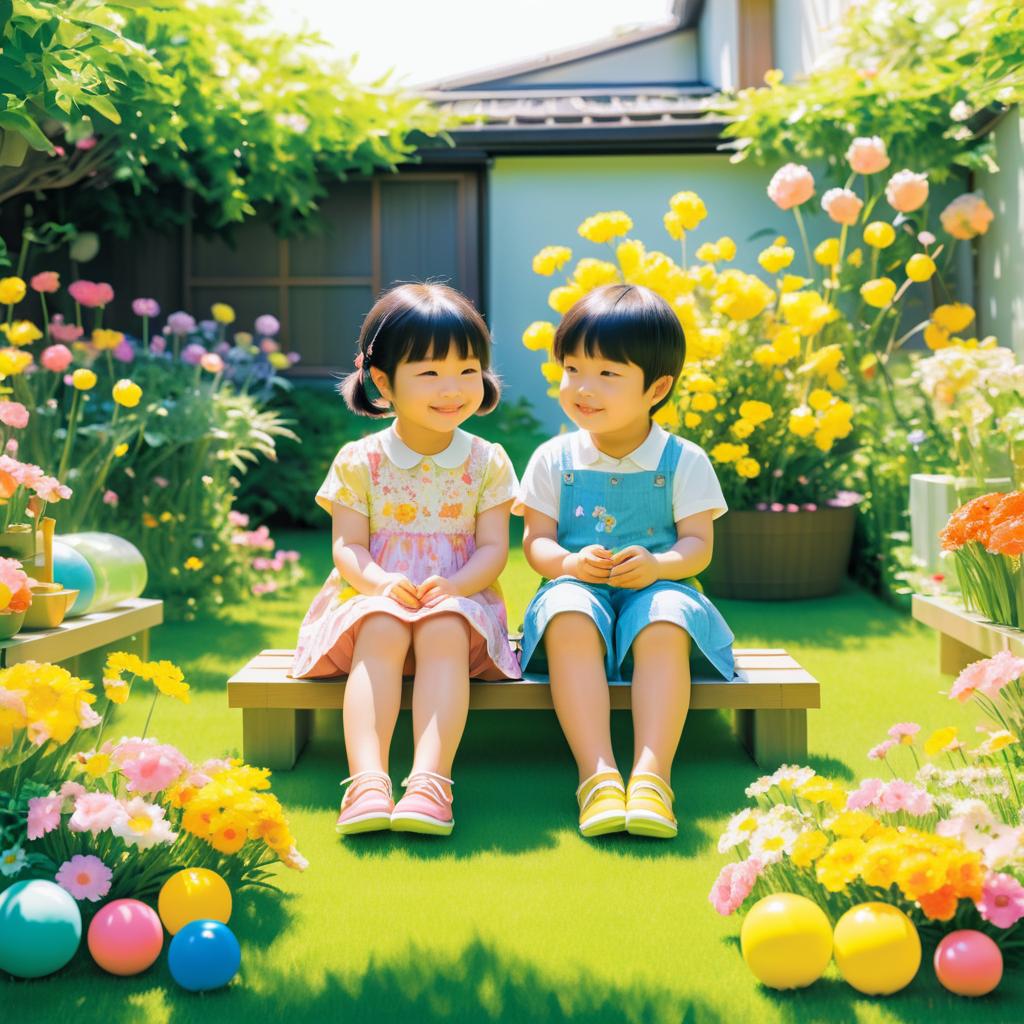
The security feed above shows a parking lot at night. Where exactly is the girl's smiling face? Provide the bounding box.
[371,345,484,434]
[558,345,671,435]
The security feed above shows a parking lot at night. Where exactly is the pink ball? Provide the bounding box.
[87,899,164,976]
[934,930,1003,997]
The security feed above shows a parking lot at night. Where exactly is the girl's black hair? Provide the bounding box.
[339,282,500,417]
[552,284,685,413]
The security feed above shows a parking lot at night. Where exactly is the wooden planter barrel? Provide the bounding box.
[700,506,858,600]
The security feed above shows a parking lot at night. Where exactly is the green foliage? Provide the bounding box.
[716,0,1024,179]
[0,0,452,235]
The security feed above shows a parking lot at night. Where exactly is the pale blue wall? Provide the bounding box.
[486,153,831,430]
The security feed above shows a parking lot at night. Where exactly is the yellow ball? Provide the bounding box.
[740,894,833,990]
[158,868,232,936]
[833,902,921,995]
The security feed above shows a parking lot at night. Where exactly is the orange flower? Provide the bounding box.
[987,517,1024,556]
[918,884,959,921]
[439,503,463,519]
[939,492,1004,551]
[946,851,984,901]
[394,503,417,525]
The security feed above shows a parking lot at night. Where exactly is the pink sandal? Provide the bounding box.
[335,770,394,835]
[390,771,455,836]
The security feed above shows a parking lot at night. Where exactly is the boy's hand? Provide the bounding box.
[564,544,614,584]
[416,575,461,607]
[379,573,421,609]
[608,546,660,589]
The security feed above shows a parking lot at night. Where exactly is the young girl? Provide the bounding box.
[517,283,736,840]
[293,283,521,837]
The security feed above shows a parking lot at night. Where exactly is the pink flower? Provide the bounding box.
[75,136,97,151]
[976,873,1024,928]
[102,489,119,507]
[181,342,206,365]
[821,187,863,225]
[59,780,86,803]
[228,510,250,527]
[68,791,126,835]
[78,701,101,728]
[709,856,764,915]
[132,298,160,318]
[260,337,279,353]
[56,854,112,902]
[150,335,167,354]
[113,340,135,363]
[30,271,60,293]
[868,738,896,760]
[255,314,280,337]
[27,793,63,839]
[887,722,921,743]
[0,402,29,429]
[951,651,1024,703]
[48,316,84,344]
[200,352,224,374]
[846,777,885,810]
[32,476,72,502]
[68,280,114,308]
[113,738,190,794]
[885,170,929,213]
[941,193,995,240]
[767,163,815,210]
[153,476,169,488]
[877,779,934,815]
[847,136,890,175]
[40,344,73,373]
[918,231,936,246]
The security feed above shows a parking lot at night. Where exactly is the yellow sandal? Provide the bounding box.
[576,770,626,837]
[626,772,677,838]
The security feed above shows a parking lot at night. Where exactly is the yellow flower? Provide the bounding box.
[847,247,864,268]
[814,238,841,266]
[779,290,837,335]
[906,253,936,282]
[809,388,833,412]
[653,401,680,429]
[731,419,754,439]
[112,379,142,408]
[0,320,42,347]
[548,284,586,315]
[209,811,248,854]
[860,277,897,308]
[102,677,129,704]
[713,271,774,321]
[826,370,847,391]
[932,303,975,333]
[716,236,737,260]
[863,221,896,248]
[753,344,778,368]
[924,725,959,757]
[142,513,158,528]
[212,303,235,324]
[691,392,717,412]
[0,277,26,305]
[522,321,555,352]
[830,810,875,839]
[771,326,801,361]
[92,329,124,351]
[668,191,707,231]
[269,351,289,370]
[790,830,828,868]
[147,659,191,703]
[72,368,97,390]
[763,68,784,88]
[683,412,701,429]
[710,442,748,464]
[789,409,816,437]
[394,503,417,525]
[159,511,173,522]
[973,730,1017,757]
[738,400,772,425]
[780,274,810,293]
[184,556,204,571]
[540,361,562,383]
[663,211,685,241]
[758,243,795,274]
[0,347,33,376]
[696,242,719,263]
[796,777,847,810]
[577,211,633,244]
[816,838,867,892]
[735,457,760,479]
[114,443,129,457]
[814,428,835,452]
[924,322,951,350]
[861,841,902,888]
[686,373,717,393]
[896,852,947,901]
[573,258,620,290]
[532,245,573,276]
[82,752,111,779]
[616,239,646,279]
[820,401,853,437]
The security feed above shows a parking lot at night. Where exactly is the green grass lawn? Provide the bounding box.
[5,532,1020,1022]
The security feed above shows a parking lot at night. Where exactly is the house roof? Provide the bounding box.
[415,0,724,156]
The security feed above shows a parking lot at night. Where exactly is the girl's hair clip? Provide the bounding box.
[353,351,364,369]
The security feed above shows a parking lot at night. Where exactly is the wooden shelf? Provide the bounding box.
[0,598,164,667]
[911,594,1024,675]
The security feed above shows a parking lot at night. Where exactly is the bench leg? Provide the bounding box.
[938,633,982,677]
[735,708,808,769]
[242,708,312,770]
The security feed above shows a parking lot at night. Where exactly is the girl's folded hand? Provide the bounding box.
[417,574,461,607]
[380,573,421,609]
[565,544,614,584]
[609,545,659,589]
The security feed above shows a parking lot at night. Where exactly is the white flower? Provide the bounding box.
[110,797,178,849]
[718,808,761,853]
[948,798,996,828]
[0,846,27,877]
[950,101,974,122]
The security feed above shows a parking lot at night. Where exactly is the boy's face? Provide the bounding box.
[371,344,484,434]
[558,345,671,434]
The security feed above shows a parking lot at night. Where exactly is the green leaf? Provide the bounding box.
[85,92,121,124]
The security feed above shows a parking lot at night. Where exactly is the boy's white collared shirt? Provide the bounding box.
[380,424,473,469]
[516,422,727,524]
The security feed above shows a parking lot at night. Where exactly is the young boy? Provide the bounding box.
[516,283,736,839]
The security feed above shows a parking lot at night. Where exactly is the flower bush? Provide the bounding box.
[0,251,304,619]
[1,653,306,905]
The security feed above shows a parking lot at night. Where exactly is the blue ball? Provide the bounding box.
[0,880,82,978]
[168,919,241,992]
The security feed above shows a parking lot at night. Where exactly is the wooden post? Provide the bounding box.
[938,632,982,677]
[735,708,808,768]
[242,708,312,769]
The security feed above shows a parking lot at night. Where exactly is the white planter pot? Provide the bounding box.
[909,473,1012,574]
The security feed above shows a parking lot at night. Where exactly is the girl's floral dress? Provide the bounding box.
[292,426,521,680]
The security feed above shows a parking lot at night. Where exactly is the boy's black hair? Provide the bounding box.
[552,283,685,413]
[339,282,500,417]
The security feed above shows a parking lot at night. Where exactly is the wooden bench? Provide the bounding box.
[912,593,1024,676]
[228,647,819,771]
